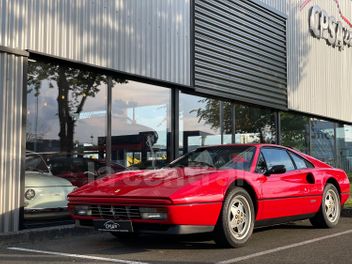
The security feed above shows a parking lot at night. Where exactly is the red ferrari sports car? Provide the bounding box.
[68,144,350,247]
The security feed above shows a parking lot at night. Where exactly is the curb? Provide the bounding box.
[342,207,352,217]
[0,224,97,246]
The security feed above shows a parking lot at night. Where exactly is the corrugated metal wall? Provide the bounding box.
[258,0,287,14]
[243,0,352,123]
[194,0,287,110]
[0,52,25,233]
[0,0,190,85]
[287,0,352,123]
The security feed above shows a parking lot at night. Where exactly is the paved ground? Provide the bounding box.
[1,217,352,264]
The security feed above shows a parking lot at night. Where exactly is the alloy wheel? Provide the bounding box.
[228,195,252,240]
[324,189,339,223]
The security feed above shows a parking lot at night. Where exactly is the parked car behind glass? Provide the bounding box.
[47,156,126,187]
[24,152,76,220]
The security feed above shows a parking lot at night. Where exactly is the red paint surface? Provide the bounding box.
[68,144,350,228]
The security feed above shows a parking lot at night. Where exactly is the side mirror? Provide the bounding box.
[264,165,286,176]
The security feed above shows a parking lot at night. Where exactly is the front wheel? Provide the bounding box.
[310,183,341,228]
[214,187,255,248]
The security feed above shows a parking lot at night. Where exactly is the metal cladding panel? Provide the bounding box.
[0,53,24,233]
[0,0,190,85]
[194,0,288,110]
[287,0,352,123]
[258,0,287,14]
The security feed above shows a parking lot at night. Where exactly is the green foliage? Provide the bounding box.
[192,98,276,143]
[191,99,232,133]
[280,112,309,152]
[28,62,105,115]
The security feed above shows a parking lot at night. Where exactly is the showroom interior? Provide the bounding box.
[1,0,352,233]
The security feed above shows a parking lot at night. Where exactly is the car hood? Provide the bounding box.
[69,167,222,200]
[25,171,74,187]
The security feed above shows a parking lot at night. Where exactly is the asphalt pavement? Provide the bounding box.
[1,217,352,264]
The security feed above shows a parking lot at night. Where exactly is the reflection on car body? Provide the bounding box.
[68,144,350,248]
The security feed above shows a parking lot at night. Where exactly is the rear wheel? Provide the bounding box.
[310,184,341,228]
[214,187,255,248]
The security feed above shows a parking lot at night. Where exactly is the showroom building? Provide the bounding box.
[1,0,352,233]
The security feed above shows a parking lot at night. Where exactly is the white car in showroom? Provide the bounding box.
[24,152,76,220]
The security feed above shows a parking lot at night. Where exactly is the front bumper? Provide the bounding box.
[75,219,215,235]
[69,201,222,235]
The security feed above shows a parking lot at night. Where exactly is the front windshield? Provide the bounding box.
[25,154,50,173]
[168,146,256,171]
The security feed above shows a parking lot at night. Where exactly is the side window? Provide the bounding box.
[288,151,314,169]
[255,153,267,174]
[261,148,295,172]
[25,155,50,173]
[288,151,307,169]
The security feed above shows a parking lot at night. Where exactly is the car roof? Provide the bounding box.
[197,143,279,148]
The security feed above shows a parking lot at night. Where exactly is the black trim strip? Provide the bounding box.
[0,46,29,57]
[27,50,194,92]
[255,213,316,228]
[170,89,180,160]
[19,56,28,231]
[258,194,322,201]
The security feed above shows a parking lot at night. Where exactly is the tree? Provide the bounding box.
[280,112,309,152]
[27,61,125,153]
[191,98,233,134]
[193,98,276,143]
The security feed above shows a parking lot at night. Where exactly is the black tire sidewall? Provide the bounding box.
[221,188,255,247]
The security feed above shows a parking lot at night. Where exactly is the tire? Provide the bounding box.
[309,183,341,228]
[214,187,255,248]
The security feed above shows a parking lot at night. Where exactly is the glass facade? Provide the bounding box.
[179,93,278,154]
[24,60,172,225]
[337,125,352,175]
[24,58,352,228]
[310,119,336,166]
[280,112,310,153]
[111,81,171,169]
[280,114,352,175]
[234,104,276,144]
[179,94,231,154]
[25,61,111,225]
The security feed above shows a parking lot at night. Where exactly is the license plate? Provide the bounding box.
[93,220,133,233]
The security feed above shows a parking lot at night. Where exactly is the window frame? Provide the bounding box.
[287,150,315,170]
[257,146,296,173]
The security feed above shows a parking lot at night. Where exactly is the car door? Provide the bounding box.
[258,147,314,219]
[287,150,322,213]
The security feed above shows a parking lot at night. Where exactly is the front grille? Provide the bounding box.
[88,205,141,220]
